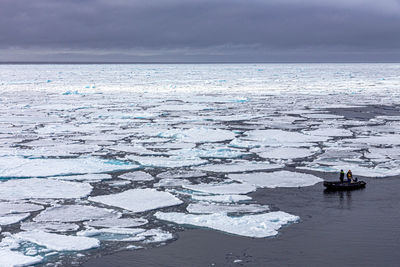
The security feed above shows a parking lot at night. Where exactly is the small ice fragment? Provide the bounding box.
[119,171,153,181]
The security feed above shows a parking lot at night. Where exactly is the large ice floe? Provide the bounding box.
[155,211,299,238]
[0,179,92,200]
[1,63,400,265]
[228,171,323,188]
[89,189,183,213]
[0,156,138,178]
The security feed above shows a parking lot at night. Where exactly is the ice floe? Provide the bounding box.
[127,155,207,168]
[228,171,323,188]
[253,147,316,159]
[89,189,183,213]
[119,171,154,181]
[0,202,43,215]
[0,249,43,267]
[157,170,206,179]
[155,211,299,238]
[0,156,138,178]
[0,179,92,200]
[183,182,257,195]
[85,217,148,228]
[14,231,100,251]
[244,129,329,146]
[191,194,252,203]
[0,213,30,225]
[20,222,80,232]
[157,128,236,143]
[196,161,283,173]
[187,202,269,214]
[34,205,120,222]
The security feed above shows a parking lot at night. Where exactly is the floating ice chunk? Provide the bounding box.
[0,202,43,215]
[169,147,246,159]
[154,178,191,187]
[54,173,112,181]
[244,129,329,146]
[366,147,400,160]
[137,228,174,243]
[301,113,344,119]
[0,179,92,200]
[85,217,148,228]
[299,162,400,177]
[107,180,131,186]
[14,231,100,251]
[348,134,400,145]
[0,156,138,178]
[304,128,353,137]
[158,128,236,143]
[191,194,252,203]
[108,144,159,155]
[229,138,261,149]
[253,147,316,159]
[34,205,120,223]
[89,189,183,213]
[78,227,146,237]
[183,182,257,195]
[228,171,323,188]
[150,103,211,111]
[196,161,283,173]
[157,170,206,179]
[20,222,80,232]
[0,249,43,267]
[0,213,30,225]
[127,155,207,168]
[119,171,153,181]
[187,202,269,214]
[155,211,299,238]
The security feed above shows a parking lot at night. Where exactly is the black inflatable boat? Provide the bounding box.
[324,180,366,191]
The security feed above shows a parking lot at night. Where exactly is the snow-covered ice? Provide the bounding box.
[0,249,43,267]
[89,189,183,213]
[191,194,252,203]
[183,182,257,195]
[0,179,92,200]
[228,171,323,188]
[0,156,138,178]
[15,231,100,251]
[119,171,154,181]
[155,211,299,238]
[196,161,283,173]
[187,202,269,214]
[34,205,120,222]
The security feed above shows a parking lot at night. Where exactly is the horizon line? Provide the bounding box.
[1,61,400,65]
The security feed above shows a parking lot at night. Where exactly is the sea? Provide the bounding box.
[0,63,399,266]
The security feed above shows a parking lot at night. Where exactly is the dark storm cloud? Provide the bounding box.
[1,0,400,61]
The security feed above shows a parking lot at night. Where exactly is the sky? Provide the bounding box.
[1,0,400,62]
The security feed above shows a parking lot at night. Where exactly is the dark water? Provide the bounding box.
[81,174,400,267]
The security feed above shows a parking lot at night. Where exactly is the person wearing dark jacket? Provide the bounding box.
[339,169,345,183]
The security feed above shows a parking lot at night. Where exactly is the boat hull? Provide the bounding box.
[323,181,366,191]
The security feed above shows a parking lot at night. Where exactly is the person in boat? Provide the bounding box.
[339,169,345,183]
[347,170,353,183]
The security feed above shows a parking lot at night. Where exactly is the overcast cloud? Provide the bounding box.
[1,0,399,62]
